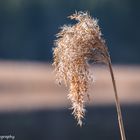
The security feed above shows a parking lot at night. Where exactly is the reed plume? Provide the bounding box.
[53,11,126,140]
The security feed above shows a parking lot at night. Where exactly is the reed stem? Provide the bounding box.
[108,60,126,140]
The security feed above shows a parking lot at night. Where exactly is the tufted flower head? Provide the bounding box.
[53,11,110,126]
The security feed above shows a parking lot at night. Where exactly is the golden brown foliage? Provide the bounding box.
[53,11,109,126]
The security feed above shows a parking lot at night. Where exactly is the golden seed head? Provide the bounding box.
[53,11,109,126]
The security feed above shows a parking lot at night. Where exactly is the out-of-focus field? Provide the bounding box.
[0,61,139,111]
[0,61,140,140]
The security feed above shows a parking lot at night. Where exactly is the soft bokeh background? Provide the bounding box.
[0,0,140,140]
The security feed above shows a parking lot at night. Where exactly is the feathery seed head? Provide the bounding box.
[53,11,109,126]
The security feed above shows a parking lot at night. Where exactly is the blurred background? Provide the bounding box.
[0,0,140,140]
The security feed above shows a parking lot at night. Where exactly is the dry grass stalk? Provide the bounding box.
[53,11,126,140]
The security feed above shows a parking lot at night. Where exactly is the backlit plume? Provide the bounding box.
[53,11,109,126]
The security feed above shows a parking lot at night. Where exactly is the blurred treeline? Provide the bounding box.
[0,0,139,63]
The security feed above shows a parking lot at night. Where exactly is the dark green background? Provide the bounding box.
[0,0,140,63]
[0,105,139,140]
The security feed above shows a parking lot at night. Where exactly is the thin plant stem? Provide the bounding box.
[108,60,126,140]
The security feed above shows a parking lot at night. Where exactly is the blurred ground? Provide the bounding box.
[0,61,139,111]
[0,61,140,140]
